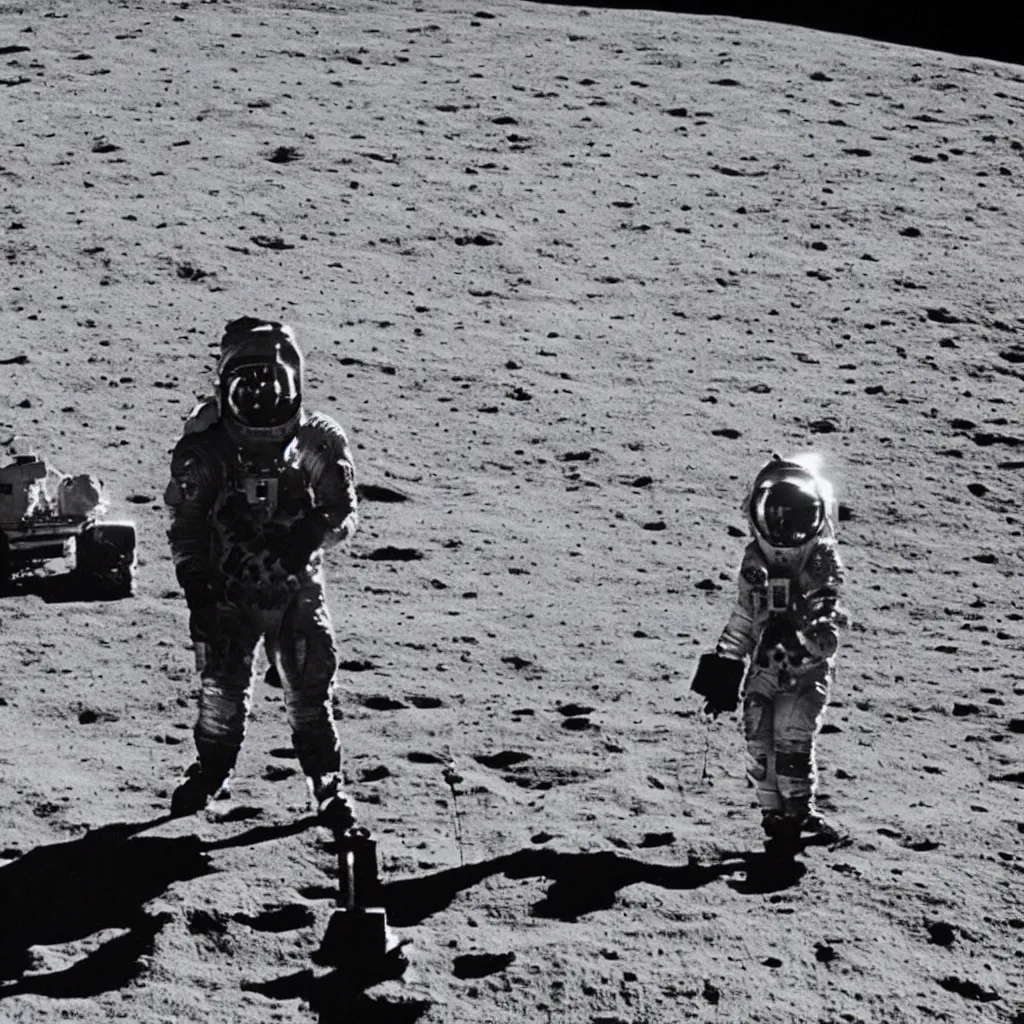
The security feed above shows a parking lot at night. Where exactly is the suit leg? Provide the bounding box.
[773,666,830,822]
[266,584,341,784]
[193,602,262,784]
[742,667,781,814]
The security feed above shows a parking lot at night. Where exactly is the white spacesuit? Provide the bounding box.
[165,318,358,821]
[715,456,848,841]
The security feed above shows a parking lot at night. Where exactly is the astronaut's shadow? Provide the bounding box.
[381,845,804,928]
[244,845,772,1024]
[237,842,810,1021]
[0,814,317,998]
[0,568,116,604]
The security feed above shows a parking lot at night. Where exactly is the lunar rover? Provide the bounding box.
[0,453,136,598]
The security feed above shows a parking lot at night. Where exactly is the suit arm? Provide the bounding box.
[296,413,359,548]
[164,433,220,607]
[716,549,763,661]
[798,541,849,661]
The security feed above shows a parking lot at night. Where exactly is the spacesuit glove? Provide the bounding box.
[801,619,838,661]
[188,605,219,645]
[280,511,329,573]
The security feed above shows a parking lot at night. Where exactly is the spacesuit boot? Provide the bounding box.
[170,759,233,817]
[799,810,845,844]
[170,737,239,817]
[310,774,355,831]
[761,809,797,842]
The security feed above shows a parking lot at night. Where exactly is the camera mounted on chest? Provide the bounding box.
[227,442,310,523]
[233,450,283,518]
[744,563,795,618]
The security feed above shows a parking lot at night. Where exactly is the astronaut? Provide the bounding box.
[164,317,358,823]
[698,455,848,843]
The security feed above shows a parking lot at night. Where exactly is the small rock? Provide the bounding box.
[367,546,424,561]
[952,702,980,717]
[557,702,594,716]
[562,716,594,731]
[408,751,446,764]
[453,951,515,979]
[639,831,675,848]
[362,695,409,711]
[474,750,531,769]
[408,695,444,709]
[250,235,294,250]
[501,655,532,671]
[702,979,721,1005]
[927,921,957,946]
[339,659,376,672]
[356,483,409,503]
[267,145,301,163]
[937,976,1000,1002]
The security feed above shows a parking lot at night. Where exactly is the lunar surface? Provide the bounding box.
[0,1,1021,1021]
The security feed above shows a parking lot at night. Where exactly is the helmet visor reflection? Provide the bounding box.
[752,480,824,547]
[225,361,300,428]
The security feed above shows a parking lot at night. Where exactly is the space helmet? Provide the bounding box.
[217,317,303,448]
[745,455,831,555]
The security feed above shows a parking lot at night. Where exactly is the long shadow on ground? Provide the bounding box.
[0,821,813,1013]
[0,815,317,998]
[383,844,805,926]
[1,570,123,604]
[246,841,809,1022]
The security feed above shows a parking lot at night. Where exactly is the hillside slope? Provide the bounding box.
[0,2,1021,1022]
